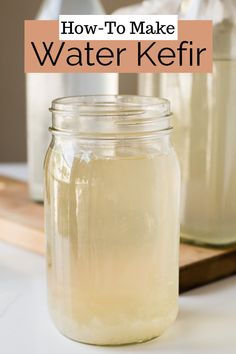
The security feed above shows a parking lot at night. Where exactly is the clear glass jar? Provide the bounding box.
[26,0,118,202]
[158,1,236,246]
[44,95,180,346]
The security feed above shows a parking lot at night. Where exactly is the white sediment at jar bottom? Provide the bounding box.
[49,300,178,345]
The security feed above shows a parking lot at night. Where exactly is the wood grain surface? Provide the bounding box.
[0,176,236,293]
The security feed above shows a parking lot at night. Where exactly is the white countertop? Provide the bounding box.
[0,164,236,353]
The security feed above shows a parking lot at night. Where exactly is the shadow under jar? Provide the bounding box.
[44,95,180,346]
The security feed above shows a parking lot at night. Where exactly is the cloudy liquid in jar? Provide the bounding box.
[45,144,180,345]
[163,60,236,245]
[140,60,236,245]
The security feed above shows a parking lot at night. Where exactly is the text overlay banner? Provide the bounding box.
[25,20,212,73]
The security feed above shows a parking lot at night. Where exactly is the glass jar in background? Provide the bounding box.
[158,0,236,246]
[44,95,180,345]
[135,0,236,246]
[26,0,118,202]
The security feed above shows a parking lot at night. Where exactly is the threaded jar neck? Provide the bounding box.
[50,95,172,139]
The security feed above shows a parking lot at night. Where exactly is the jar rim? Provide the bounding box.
[50,95,172,138]
[50,95,170,117]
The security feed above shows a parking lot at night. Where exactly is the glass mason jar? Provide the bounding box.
[158,1,236,246]
[44,95,180,346]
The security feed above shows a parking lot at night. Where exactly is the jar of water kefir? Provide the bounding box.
[158,0,236,246]
[44,95,180,346]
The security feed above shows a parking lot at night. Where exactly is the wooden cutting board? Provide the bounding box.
[0,175,236,293]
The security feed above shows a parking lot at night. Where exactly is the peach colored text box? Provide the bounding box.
[24,20,212,73]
